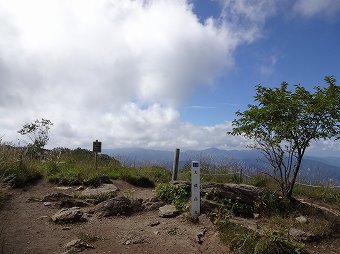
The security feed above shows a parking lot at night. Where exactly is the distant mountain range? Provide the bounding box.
[103,148,340,184]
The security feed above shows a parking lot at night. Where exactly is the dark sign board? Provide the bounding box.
[93,140,102,153]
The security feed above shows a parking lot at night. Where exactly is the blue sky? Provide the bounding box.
[183,0,340,125]
[0,0,339,156]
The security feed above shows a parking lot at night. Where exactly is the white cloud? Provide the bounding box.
[1,0,338,155]
[293,0,340,19]
[0,0,244,150]
[218,0,278,42]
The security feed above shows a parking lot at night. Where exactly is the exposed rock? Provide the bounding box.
[196,227,207,244]
[198,214,214,228]
[80,184,118,197]
[172,181,264,217]
[143,201,165,211]
[202,183,262,205]
[43,202,52,206]
[75,186,85,191]
[94,196,137,217]
[295,215,308,224]
[58,199,90,208]
[229,217,264,235]
[27,197,42,202]
[289,228,316,242]
[124,236,144,245]
[64,239,95,252]
[55,186,72,190]
[159,205,180,218]
[42,193,73,202]
[51,207,87,224]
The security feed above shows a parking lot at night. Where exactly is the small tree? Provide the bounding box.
[229,76,340,198]
[18,118,53,158]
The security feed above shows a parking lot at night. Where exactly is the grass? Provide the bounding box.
[1,142,171,189]
[1,140,43,187]
[219,222,259,254]
[293,184,340,204]
[178,162,242,183]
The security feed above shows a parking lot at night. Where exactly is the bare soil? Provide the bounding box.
[0,180,229,254]
[1,180,339,254]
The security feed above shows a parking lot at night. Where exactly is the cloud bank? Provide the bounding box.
[0,0,339,154]
[0,0,245,150]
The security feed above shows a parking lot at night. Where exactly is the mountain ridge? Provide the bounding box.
[103,147,340,184]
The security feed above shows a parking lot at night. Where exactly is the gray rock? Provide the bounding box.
[94,196,135,217]
[43,202,52,206]
[143,201,165,211]
[58,199,90,208]
[198,214,214,228]
[51,207,87,224]
[64,239,95,251]
[80,184,118,197]
[75,186,85,191]
[295,215,308,223]
[196,227,207,244]
[42,193,73,202]
[159,205,180,218]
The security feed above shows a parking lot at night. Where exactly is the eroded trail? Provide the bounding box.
[0,180,229,254]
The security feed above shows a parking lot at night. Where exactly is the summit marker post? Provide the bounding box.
[191,161,200,219]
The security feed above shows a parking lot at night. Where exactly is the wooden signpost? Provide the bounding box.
[93,140,102,170]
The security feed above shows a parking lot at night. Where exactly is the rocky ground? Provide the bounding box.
[0,180,229,254]
[1,179,339,254]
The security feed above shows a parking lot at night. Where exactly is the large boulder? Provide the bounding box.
[51,207,87,224]
[80,184,118,198]
[159,205,180,218]
[94,196,140,217]
[64,239,95,252]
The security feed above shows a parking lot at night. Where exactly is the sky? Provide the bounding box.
[0,0,340,156]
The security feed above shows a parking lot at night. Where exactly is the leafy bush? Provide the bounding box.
[155,183,190,211]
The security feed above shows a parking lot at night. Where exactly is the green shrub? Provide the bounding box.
[155,183,190,211]
[254,231,307,254]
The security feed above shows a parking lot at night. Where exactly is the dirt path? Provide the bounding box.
[0,180,229,254]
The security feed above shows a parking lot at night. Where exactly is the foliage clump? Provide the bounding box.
[155,183,190,211]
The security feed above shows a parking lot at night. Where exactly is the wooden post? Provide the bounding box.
[172,148,180,181]
[93,140,102,171]
[95,151,98,171]
[239,167,243,183]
